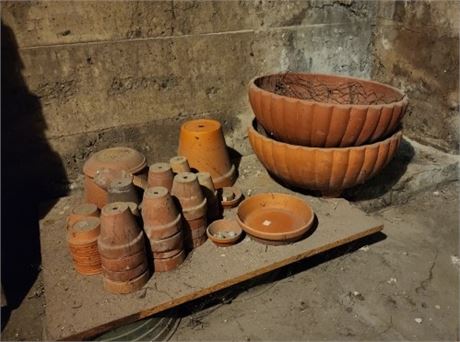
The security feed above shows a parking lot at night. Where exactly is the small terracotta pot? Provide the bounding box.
[153,250,185,272]
[67,217,101,244]
[221,186,243,208]
[148,163,174,191]
[99,202,142,245]
[83,147,147,208]
[150,231,183,253]
[103,270,150,294]
[102,261,148,282]
[197,172,221,222]
[169,156,191,173]
[207,219,243,247]
[74,264,102,276]
[186,235,207,249]
[142,187,180,226]
[67,203,99,229]
[107,173,139,204]
[98,231,145,259]
[171,172,207,220]
[101,250,146,272]
[153,249,182,259]
[186,216,207,230]
[178,119,236,188]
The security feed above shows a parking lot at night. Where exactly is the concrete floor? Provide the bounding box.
[2,180,458,341]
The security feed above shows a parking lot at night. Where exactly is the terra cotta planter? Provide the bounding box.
[249,119,402,197]
[249,72,408,147]
[177,119,236,188]
[148,163,174,191]
[171,172,207,220]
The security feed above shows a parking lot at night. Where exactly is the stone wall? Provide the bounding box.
[1,0,376,192]
[372,0,459,153]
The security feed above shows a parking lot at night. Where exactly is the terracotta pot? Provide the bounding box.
[74,264,102,276]
[83,147,147,208]
[67,203,99,229]
[249,73,408,147]
[249,119,402,196]
[206,219,242,247]
[169,156,191,173]
[171,172,207,220]
[153,249,182,259]
[186,216,207,231]
[153,250,185,272]
[107,173,139,204]
[197,172,221,222]
[101,250,146,272]
[67,217,101,243]
[236,193,315,242]
[187,225,206,239]
[102,261,148,282]
[98,202,146,259]
[103,270,150,294]
[177,119,236,188]
[148,163,174,191]
[220,186,243,208]
[149,231,183,253]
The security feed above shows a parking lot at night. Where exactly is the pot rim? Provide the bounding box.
[249,118,403,152]
[236,192,315,240]
[206,219,242,244]
[249,72,408,110]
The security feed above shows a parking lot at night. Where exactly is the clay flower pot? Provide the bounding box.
[83,147,147,208]
[102,261,148,282]
[169,156,191,173]
[67,203,99,229]
[107,173,139,204]
[207,219,243,247]
[142,187,182,240]
[103,270,150,294]
[249,73,408,147]
[149,231,183,253]
[153,249,182,259]
[184,216,207,249]
[249,119,402,197]
[171,172,207,220]
[101,250,146,272]
[236,193,315,243]
[148,163,174,191]
[177,119,236,188]
[197,172,221,222]
[153,250,185,272]
[98,202,146,259]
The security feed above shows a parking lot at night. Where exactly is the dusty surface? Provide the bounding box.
[2,158,458,341]
[37,155,381,340]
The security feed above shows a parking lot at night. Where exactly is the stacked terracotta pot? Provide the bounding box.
[142,187,185,271]
[67,205,102,276]
[248,72,408,197]
[171,172,208,249]
[98,202,149,294]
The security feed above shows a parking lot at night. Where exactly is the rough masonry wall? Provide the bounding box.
[372,1,459,153]
[2,0,375,191]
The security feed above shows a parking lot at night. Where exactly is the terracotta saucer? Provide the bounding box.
[206,219,243,247]
[220,186,243,208]
[236,193,314,242]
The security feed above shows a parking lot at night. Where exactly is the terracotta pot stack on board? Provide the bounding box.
[248,72,408,197]
[98,202,150,294]
[171,172,208,249]
[142,186,186,272]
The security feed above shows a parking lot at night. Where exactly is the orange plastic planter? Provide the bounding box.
[178,119,236,188]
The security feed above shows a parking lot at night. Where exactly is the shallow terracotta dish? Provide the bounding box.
[249,73,408,147]
[206,219,242,247]
[236,193,314,242]
[249,119,402,197]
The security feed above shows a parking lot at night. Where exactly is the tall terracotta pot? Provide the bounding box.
[177,119,236,188]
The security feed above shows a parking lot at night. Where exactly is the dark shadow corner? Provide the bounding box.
[1,22,69,328]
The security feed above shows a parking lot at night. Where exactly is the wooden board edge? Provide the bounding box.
[58,224,383,341]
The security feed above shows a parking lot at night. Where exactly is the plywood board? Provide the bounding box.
[39,155,383,340]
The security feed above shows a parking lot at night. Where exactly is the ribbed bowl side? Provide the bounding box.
[248,76,408,148]
[248,121,402,193]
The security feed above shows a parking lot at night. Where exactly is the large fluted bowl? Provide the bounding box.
[248,119,402,196]
[248,73,408,147]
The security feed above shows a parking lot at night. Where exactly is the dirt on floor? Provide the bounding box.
[1,181,459,341]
